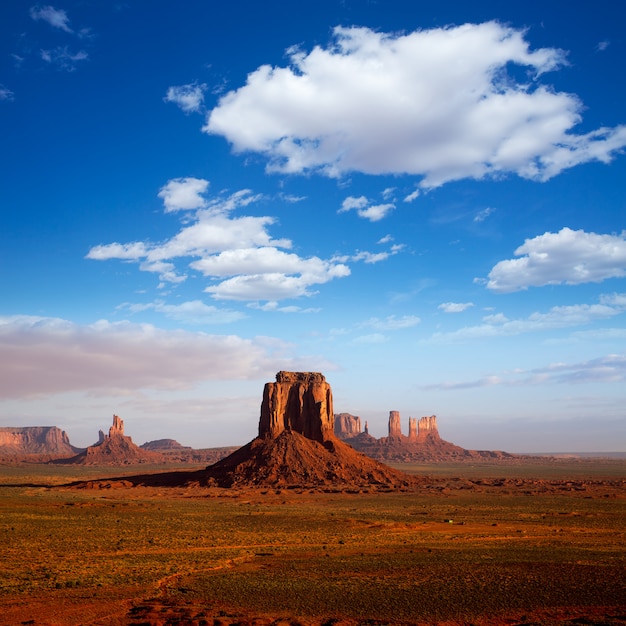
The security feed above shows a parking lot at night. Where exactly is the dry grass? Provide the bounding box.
[0,461,624,625]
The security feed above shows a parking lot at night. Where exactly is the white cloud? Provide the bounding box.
[0,85,15,101]
[0,315,295,399]
[41,46,88,71]
[87,181,350,300]
[30,5,73,33]
[474,207,496,222]
[486,228,626,292]
[121,300,245,324]
[438,302,475,313]
[378,235,393,244]
[339,196,368,211]
[204,23,626,186]
[600,292,626,308]
[428,298,623,343]
[157,177,209,212]
[87,241,148,260]
[164,83,207,114]
[404,188,420,203]
[361,315,421,330]
[333,244,405,265]
[339,195,394,221]
[191,246,341,278]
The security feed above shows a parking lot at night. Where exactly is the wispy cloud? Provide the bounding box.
[428,295,626,343]
[473,206,496,222]
[41,46,88,71]
[360,315,421,330]
[338,195,395,221]
[438,302,474,313]
[30,5,73,33]
[119,300,246,325]
[164,82,207,114]
[0,85,15,101]
[421,353,626,390]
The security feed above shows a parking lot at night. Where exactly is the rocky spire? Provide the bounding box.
[108,415,124,438]
[408,417,418,441]
[258,371,334,443]
[388,411,402,439]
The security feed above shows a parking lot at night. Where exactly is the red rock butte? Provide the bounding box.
[199,371,414,489]
[57,415,162,465]
[259,371,334,442]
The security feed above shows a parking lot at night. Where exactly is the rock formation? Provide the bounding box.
[198,372,414,489]
[408,417,418,441]
[58,415,163,465]
[334,413,362,438]
[388,411,403,439]
[141,439,191,451]
[259,371,334,443]
[0,426,80,457]
[335,412,514,462]
[416,415,440,443]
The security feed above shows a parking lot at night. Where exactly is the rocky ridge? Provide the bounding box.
[336,411,515,462]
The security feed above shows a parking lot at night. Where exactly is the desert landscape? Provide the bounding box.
[1,372,625,625]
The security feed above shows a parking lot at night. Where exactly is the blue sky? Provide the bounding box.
[1,1,625,452]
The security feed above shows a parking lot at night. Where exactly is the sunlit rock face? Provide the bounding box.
[417,415,440,442]
[258,371,334,443]
[408,417,418,441]
[387,411,403,439]
[0,426,77,455]
[334,413,362,438]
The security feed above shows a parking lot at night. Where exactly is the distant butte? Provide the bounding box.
[57,415,163,465]
[335,411,515,462]
[0,426,80,459]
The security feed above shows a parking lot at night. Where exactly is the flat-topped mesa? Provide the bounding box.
[276,371,326,384]
[334,413,362,438]
[259,371,334,443]
[388,411,403,439]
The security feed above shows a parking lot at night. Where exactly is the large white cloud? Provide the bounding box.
[486,228,626,292]
[0,315,291,398]
[204,22,626,186]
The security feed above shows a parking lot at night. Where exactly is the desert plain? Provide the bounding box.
[1,459,625,626]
